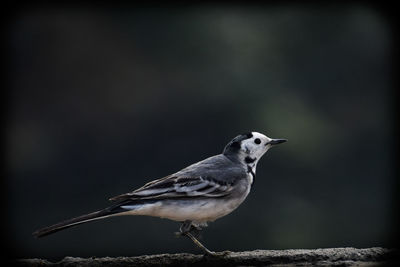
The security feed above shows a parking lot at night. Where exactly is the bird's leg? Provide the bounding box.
[185,231,216,256]
[176,220,201,236]
[179,220,216,256]
[179,220,192,233]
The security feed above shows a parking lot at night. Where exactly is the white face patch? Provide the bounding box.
[240,132,272,163]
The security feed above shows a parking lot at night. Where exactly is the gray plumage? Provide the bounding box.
[33,131,286,255]
[110,154,247,201]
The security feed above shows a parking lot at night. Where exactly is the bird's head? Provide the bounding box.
[223,132,287,165]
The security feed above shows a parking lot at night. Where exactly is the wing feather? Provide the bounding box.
[109,175,234,202]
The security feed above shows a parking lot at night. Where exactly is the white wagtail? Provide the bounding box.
[33,132,286,255]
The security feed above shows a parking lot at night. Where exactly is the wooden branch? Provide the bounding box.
[17,247,398,266]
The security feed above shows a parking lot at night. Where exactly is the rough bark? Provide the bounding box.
[16,247,398,266]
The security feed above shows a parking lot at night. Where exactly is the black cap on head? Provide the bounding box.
[223,132,253,155]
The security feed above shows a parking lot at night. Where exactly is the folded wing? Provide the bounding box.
[109,175,234,202]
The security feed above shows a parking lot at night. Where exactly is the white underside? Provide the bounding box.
[118,183,251,223]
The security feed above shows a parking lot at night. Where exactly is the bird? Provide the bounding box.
[33,131,287,255]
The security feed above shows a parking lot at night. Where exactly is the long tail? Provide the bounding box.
[33,203,130,238]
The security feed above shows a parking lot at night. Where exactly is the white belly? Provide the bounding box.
[150,198,243,222]
[119,184,251,223]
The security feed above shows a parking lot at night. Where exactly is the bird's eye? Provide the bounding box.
[254,138,261,144]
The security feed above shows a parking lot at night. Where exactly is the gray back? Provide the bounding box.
[174,154,247,183]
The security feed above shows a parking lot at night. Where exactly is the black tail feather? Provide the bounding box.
[33,199,151,238]
[33,208,121,238]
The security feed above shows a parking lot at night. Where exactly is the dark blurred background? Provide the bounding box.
[4,3,398,260]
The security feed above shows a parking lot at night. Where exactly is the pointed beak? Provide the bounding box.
[267,139,287,146]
